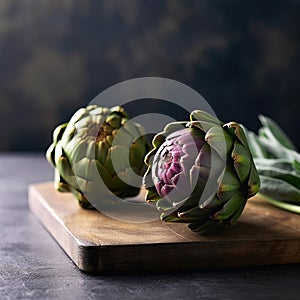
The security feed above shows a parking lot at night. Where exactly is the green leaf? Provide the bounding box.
[68,107,88,126]
[244,130,268,158]
[213,192,245,221]
[199,195,222,210]
[217,164,241,194]
[53,169,70,192]
[108,170,138,195]
[95,160,112,183]
[122,120,144,140]
[130,142,147,173]
[161,212,183,223]
[65,138,87,163]
[259,175,300,203]
[231,141,251,183]
[293,159,300,173]
[256,135,291,160]
[151,133,166,148]
[258,193,300,214]
[188,120,217,133]
[258,115,297,150]
[105,114,122,129]
[52,123,68,144]
[225,122,249,149]
[144,147,158,167]
[109,145,130,173]
[247,161,260,198]
[164,121,187,134]
[253,158,294,172]
[190,110,222,125]
[188,219,216,232]
[56,156,78,189]
[205,125,232,161]
[145,186,160,202]
[227,200,246,226]
[46,143,56,166]
[177,206,206,222]
[157,197,177,212]
[110,106,128,119]
[257,166,300,190]
[73,157,98,181]
[96,141,109,164]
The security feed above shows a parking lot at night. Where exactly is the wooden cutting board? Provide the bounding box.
[28,182,300,274]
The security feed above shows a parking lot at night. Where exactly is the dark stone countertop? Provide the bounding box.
[0,153,299,300]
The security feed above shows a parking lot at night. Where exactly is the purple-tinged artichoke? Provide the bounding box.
[143,110,260,232]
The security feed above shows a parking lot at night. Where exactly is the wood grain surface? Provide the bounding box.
[28,182,300,274]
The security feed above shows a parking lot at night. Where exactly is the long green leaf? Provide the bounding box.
[244,130,268,158]
[253,158,294,172]
[257,166,300,189]
[258,193,300,214]
[258,115,297,150]
[259,175,300,203]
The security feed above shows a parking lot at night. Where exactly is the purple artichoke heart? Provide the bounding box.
[143,110,260,232]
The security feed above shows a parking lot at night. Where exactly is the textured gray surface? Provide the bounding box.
[0,153,299,300]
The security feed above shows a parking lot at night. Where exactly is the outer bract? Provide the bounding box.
[46,105,149,208]
[144,110,260,232]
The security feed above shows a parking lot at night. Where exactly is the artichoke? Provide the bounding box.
[144,110,260,232]
[46,105,149,208]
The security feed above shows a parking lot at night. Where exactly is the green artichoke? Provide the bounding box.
[46,105,149,208]
[143,110,260,232]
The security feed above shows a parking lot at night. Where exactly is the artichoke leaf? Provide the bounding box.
[205,126,232,161]
[177,206,208,222]
[226,200,246,226]
[145,186,161,202]
[188,219,216,232]
[53,123,68,144]
[225,122,250,150]
[190,110,222,126]
[231,141,251,183]
[46,143,56,166]
[188,120,218,133]
[247,161,260,197]
[213,192,245,221]
[218,164,241,193]
[164,122,188,135]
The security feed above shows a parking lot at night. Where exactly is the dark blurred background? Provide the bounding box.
[0,0,299,152]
